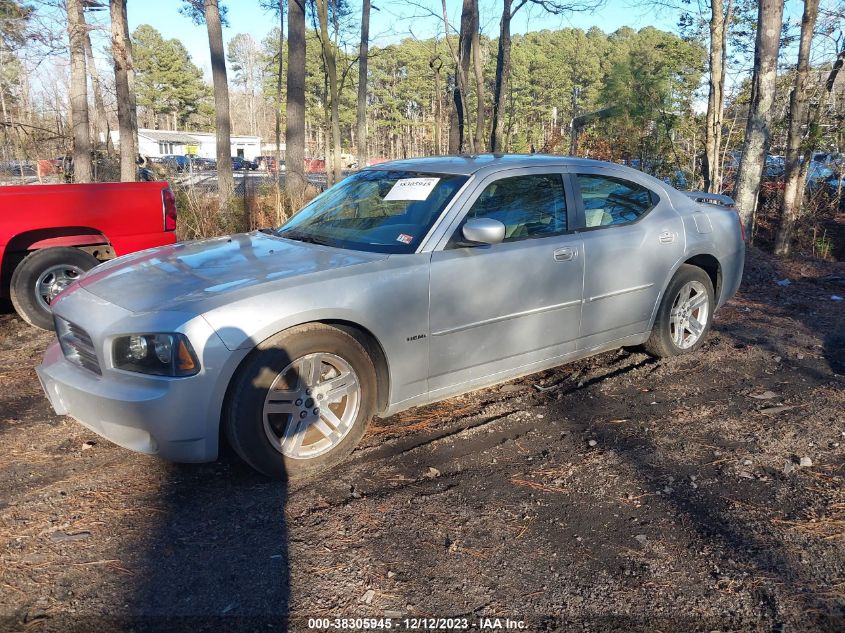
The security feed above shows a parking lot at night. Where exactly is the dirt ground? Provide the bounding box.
[0,248,843,633]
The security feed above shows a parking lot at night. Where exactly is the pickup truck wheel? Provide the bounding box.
[644,264,715,358]
[225,324,376,480]
[10,247,99,330]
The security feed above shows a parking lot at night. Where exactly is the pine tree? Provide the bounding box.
[132,24,210,129]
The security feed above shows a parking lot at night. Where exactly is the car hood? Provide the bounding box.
[78,231,388,313]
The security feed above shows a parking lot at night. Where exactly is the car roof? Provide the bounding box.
[363,153,630,177]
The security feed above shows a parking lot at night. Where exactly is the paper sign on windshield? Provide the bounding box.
[383,177,440,201]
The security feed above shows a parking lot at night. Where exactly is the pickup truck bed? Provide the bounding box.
[1,181,177,329]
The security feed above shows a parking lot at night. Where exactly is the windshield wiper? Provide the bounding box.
[277,229,334,246]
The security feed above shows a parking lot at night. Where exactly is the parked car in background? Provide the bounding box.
[232,156,257,171]
[161,155,192,173]
[0,161,36,176]
[1,181,178,329]
[191,157,217,171]
[36,155,744,480]
[255,156,284,172]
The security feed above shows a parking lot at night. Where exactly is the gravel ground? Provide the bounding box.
[0,247,843,633]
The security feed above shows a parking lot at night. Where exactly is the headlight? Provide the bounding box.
[113,333,199,376]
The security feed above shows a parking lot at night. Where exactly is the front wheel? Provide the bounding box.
[644,264,715,358]
[10,247,100,330]
[224,324,377,480]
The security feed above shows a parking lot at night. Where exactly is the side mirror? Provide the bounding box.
[462,217,505,245]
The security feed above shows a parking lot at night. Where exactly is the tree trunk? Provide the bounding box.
[81,15,113,156]
[733,0,784,239]
[315,0,341,186]
[774,0,820,256]
[204,0,233,206]
[285,0,307,207]
[67,0,92,182]
[274,1,284,224]
[470,0,484,152]
[704,0,731,193]
[430,56,442,154]
[356,0,370,167]
[110,0,137,182]
[490,0,513,152]
[444,0,473,153]
[457,0,474,153]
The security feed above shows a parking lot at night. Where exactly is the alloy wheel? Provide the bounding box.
[669,280,709,349]
[263,352,361,459]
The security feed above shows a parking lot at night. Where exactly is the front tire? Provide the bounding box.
[10,247,99,330]
[644,264,715,358]
[224,324,377,480]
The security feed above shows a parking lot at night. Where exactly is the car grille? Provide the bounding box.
[55,317,102,376]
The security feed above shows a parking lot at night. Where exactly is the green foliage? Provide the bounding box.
[179,0,229,27]
[0,0,31,119]
[0,0,32,49]
[255,23,703,163]
[599,27,705,166]
[132,24,211,127]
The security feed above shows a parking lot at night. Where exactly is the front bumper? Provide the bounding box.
[36,287,249,463]
[38,342,209,461]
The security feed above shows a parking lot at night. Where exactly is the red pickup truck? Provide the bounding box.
[1,181,177,329]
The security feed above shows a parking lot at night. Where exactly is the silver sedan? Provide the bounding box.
[37,155,745,478]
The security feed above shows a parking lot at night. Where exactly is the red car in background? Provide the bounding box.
[0,181,177,329]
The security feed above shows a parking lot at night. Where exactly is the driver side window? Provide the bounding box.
[461,174,568,243]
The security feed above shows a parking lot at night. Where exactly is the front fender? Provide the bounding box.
[201,254,432,408]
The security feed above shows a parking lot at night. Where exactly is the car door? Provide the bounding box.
[427,169,584,393]
[571,169,685,348]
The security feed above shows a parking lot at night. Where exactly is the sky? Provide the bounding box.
[124,0,685,78]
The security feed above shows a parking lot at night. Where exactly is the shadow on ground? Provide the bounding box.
[123,456,290,633]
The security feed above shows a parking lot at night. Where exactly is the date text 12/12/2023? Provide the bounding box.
[306,616,528,630]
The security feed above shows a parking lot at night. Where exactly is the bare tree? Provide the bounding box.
[489,0,602,153]
[733,0,784,238]
[205,0,233,205]
[110,0,137,181]
[430,54,443,154]
[703,0,733,193]
[470,0,484,151]
[490,0,517,152]
[228,33,262,135]
[274,5,285,222]
[182,0,234,205]
[444,0,473,153]
[79,5,113,155]
[286,0,307,207]
[774,0,820,255]
[315,0,341,185]
[67,0,91,182]
[356,0,370,167]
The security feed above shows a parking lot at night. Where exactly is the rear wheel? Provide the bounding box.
[225,324,376,480]
[10,247,99,330]
[644,264,715,358]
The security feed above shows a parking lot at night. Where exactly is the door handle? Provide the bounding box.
[553,247,576,262]
[658,230,675,244]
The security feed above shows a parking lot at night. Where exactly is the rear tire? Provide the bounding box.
[224,324,376,480]
[644,264,715,358]
[10,247,99,330]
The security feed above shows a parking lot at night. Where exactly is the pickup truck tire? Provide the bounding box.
[10,247,100,330]
[225,324,377,480]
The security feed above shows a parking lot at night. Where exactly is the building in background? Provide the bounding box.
[111,129,263,161]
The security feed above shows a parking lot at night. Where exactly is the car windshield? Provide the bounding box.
[275,170,468,253]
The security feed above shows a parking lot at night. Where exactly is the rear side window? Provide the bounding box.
[462,174,567,242]
[576,174,657,228]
